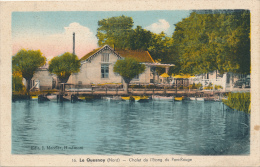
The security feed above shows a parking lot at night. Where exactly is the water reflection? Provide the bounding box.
[12,100,250,155]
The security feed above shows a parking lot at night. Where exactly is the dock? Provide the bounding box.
[13,87,247,102]
[36,88,230,102]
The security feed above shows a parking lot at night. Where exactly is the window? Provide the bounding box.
[101,64,109,78]
[101,53,109,62]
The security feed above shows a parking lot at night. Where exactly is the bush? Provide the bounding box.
[214,85,223,90]
[203,86,213,90]
[12,72,26,92]
[203,84,223,90]
[189,83,202,89]
[12,88,27,95]
[222,92,251,113]
[204,83,213,90]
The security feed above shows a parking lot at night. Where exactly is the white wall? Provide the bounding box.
[32,69,53,87]
[130,66,152,84]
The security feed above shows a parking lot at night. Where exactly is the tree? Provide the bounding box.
[148,32,176,75]
[172,10,250,75]
[96,15,179,75]
[97,15,134,49]
[48,52,81,85]
[113,58,145,93]
[129,26,152,51]
[12,71,25,92]
[12,49,46,93]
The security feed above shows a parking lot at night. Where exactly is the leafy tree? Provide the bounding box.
[113,58,145,93]
[97,15,134,49]
[129,26,152,50]
[12,71,25,92]
[12,49,46,93]
[172,10,250,75]
[147,32,176,75]
[148,32,172,62]
[49,52,81,84]
[96,16,178,75]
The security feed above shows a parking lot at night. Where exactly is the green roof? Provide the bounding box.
[115,50,154,63]
[80,47,102,61]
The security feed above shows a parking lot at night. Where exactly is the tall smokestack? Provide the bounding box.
[73,32,75,55]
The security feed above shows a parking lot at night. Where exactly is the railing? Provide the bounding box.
[191,79,224,87]
[30,82,39,91]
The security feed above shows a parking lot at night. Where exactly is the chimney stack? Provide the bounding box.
[73,32,75,55]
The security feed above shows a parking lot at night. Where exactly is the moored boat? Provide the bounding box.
[83,95,98,101]
[104,96,122,101]
[70,95,83,102]
[121,96,135,101]
[111,96,122,101]
[189,97,196,101]
[152,95,173,101]
[196,97,205,101]
[78,96,86,100]
[62,96,71,101]
[102,96,111,101]
[132,96,141,101]
[174,97,183,101]
[133,96,149,102]
[46,94,57,100]
[31,95,38,100]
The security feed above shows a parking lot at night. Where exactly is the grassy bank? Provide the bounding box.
[222,92,251,113]
[12,89,59,100]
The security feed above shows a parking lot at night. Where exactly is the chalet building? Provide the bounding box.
[28,45,172,91]
[67,45,156,86]
[27,64,57,91]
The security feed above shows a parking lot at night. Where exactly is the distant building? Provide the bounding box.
[30,64,57,91]
[190,70,249,91]
[67,45,156,86]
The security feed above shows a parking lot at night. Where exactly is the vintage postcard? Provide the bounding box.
[0,0,259,166]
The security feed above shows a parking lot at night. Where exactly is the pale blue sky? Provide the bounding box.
[12,10,191,58]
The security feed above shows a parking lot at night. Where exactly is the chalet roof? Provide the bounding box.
[115,50,154,63]
[80,47,102,61]
[80,45,154,63]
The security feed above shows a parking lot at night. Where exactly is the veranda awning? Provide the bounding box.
[160,73,170,78]
[172,74,195,78]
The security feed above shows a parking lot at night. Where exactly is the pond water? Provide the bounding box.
[12,100,250,155]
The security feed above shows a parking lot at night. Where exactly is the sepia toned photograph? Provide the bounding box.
[1,1,259,166]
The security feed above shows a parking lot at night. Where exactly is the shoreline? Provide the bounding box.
[12,89,248,101]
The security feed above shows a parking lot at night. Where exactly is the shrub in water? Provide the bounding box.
[223,92,251,113]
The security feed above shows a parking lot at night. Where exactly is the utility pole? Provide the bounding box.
[73,32,75,55]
